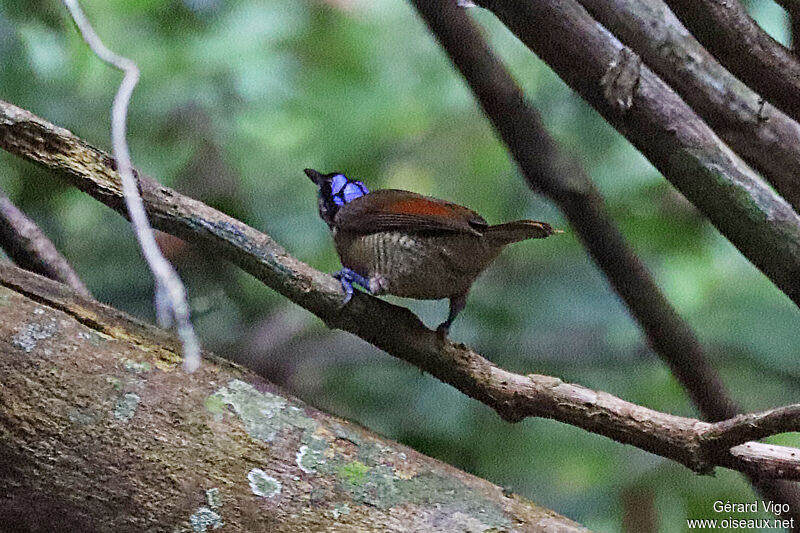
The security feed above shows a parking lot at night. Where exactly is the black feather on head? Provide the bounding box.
[304,168,369,228]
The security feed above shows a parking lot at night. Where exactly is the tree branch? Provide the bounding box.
[0,185,90,297]
[0,263,586,532]
[663,0,800,125]
[703,405,800,452]
[403,6,800,507]
[462,0,800,516]
[410,0,737,427]
[575,0,800,214]
[467,0,800,311]
[1,100,800,481]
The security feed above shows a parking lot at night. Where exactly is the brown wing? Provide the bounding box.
[334,189,487,235]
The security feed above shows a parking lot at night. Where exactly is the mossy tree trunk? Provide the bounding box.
[0,263,586,533]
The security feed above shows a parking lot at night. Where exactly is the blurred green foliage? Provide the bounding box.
[1,0,798,530]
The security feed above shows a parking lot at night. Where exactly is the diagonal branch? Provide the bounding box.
[409,4,800,514]
[410,0,738,426]
[1,99,800,481]
[1,262,586,532]
[0,186,90,297]
[663,0,800,125]
[462,0,800,517]
[574,0,800,214]
[466,0,800,314]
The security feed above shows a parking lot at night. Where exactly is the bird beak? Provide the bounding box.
[304,168,325,186]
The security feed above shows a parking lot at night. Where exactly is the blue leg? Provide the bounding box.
[333,268,372,305]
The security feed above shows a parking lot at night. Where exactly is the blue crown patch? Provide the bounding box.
[330,174,369,206]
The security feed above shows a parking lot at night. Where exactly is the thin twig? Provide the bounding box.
[61,0,200,371]
[1,100,800,481]
[0,186,91,297]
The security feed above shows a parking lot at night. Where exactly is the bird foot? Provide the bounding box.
[332,268,372,305]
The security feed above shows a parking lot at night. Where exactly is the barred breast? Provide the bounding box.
[334,230,502,300]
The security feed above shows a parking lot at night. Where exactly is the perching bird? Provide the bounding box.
[305,168,560,334]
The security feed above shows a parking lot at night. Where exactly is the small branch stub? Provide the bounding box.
[601,47,641,111]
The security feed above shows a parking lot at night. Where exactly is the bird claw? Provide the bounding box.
[333,268,371,306]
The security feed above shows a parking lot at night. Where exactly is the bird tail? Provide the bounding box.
[484,220,561,245]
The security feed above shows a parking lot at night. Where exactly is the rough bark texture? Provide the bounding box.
[576,0,800,213]
[1,101,800,481]
[470,0,800,310]
[664,0,800,125]
[0,264,586,533]
[465,0,800,521]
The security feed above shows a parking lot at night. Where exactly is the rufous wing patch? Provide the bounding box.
[387,197,456,217]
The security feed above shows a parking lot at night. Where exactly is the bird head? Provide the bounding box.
[304,168,369,228]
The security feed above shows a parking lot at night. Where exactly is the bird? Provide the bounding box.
[305,168,561,334]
